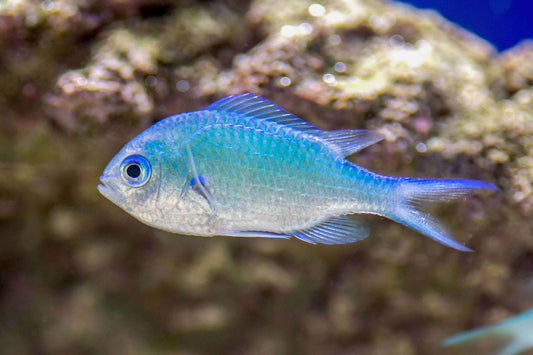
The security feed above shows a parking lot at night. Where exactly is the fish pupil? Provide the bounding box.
[126,164,141,179]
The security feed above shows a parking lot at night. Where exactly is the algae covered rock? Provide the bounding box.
[1,0,532,355]
[42,2,252,132]
[44,28,159,131]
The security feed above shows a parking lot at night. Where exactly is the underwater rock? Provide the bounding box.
[42,3,252,132]
[44,28,159,132]
[428,41,533,214]
[1,0,533,355]
[0,0,111,105]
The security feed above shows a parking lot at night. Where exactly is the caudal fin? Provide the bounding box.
[442,308,533,355]
[388,178,497,252]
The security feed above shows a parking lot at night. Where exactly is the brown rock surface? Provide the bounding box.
[0,0,531,354]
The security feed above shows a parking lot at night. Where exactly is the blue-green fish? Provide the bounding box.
[442,308,533,355]
[98,93,496,251]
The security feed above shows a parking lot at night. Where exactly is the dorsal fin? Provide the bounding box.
[317,129,383,156]
[204,92,317,131]
[205,93,383,157]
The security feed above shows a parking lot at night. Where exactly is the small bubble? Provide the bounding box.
[416,142,427,153]
[389,34,404,47]
[145,75,157,86]
[308,3,326,17]
[176,80,190,92]
[334,62,346,73]
[328,34,341,45]
[281,25,297,38]
[299,23,313,35]
[323,73,337,86]
[280,77,292,86]
[41,0,54,10]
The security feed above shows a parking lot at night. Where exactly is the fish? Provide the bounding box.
[442,308,533,355]
[98,92,497,251]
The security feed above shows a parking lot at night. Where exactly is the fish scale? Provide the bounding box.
[98,92,497,250]
[186,119,355,230]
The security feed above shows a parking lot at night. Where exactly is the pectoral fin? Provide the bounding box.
[189,175,212,201]
[184,144,216,209]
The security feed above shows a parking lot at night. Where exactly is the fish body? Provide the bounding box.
[442,308,533,355]
[98,93,496,250]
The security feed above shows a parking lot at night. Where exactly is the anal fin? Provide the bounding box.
[290,215,370,245]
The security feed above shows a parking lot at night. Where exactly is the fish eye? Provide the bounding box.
[120,155,151,187]
[126,164,141,179]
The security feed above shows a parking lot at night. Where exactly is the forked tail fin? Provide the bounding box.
[387,178,497,252]
[442,308,533,355]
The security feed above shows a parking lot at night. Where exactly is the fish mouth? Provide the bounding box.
[97,183,107,195]
[97,176,126,206]
[97,177,112,199]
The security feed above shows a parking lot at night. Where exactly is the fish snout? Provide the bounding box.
[97,174,126,207]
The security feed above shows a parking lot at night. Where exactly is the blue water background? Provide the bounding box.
[399,0,533,51]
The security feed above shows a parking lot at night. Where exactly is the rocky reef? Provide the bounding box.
[1,0,532,354]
